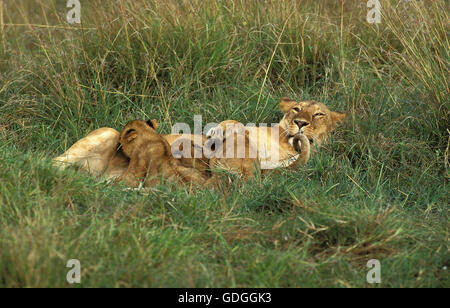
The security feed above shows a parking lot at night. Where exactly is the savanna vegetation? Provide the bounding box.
[0,0,448,287]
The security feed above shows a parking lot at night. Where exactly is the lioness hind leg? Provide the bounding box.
[53,127,129,179]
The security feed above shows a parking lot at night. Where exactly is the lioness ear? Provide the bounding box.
[330,111,346,130]
[146,119,158,130]
[279,97,298,113]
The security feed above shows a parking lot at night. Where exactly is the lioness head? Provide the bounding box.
[278,97,346,146]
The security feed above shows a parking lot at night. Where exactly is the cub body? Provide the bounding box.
[117,120,207,188]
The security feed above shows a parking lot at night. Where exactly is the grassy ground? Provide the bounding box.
[0,0,448,287]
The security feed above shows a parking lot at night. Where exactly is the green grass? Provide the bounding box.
[0,0,448,287]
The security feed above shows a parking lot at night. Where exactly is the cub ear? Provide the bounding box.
[124,129,138,143]
[146,119,158,130]
[330,111,346,130]
[279,97,298,113]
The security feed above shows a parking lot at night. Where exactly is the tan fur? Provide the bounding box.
[116,120,207,188]
[52,97,345,186]
[162,133,210,175]
[278,97,346,147]
[52,128,130,179]
[53,128,208,181]
[206,120,260,187]
[206,97,345,170]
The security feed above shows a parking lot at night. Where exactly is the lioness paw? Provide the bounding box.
[290,133,310,154]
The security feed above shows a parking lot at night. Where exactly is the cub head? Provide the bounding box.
[278,97,346,146]
[204,120,248,156]
[119,119,159,157]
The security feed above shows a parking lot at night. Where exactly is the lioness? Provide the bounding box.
[206,97,345,170]
[116,120,207,187]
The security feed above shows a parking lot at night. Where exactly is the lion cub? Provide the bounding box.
[117,120,207,188]
[206,120,260,186]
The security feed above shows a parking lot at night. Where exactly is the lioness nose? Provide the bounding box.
[295,120,310,129]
